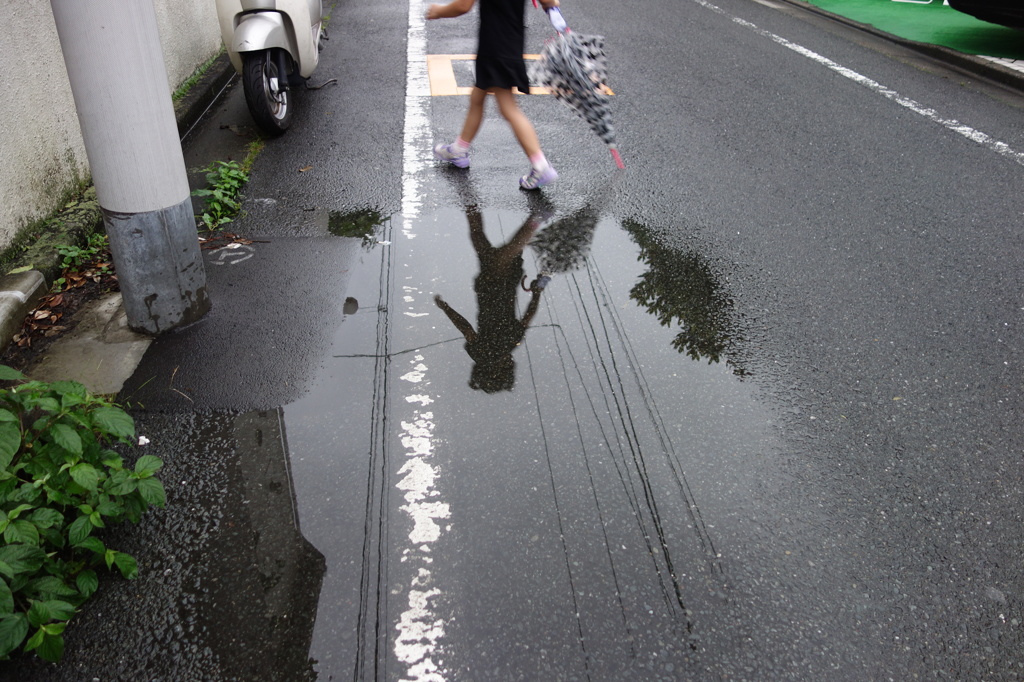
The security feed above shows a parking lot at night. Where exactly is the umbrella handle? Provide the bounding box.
[546,7,568,33]
[610,147,625,169]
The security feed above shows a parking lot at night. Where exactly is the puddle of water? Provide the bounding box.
[283,205,776,679]
[327,208,387,244]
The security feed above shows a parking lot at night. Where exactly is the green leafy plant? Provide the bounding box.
[55,234,103,271]
[0,365,164,662]
[52,233,112,291]
[192,160,250,231]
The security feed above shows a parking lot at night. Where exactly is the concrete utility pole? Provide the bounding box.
[50,0,210,334]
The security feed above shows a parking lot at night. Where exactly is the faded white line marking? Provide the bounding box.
[400,3,449,670]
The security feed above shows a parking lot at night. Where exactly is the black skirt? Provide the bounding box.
[476,0,530,92]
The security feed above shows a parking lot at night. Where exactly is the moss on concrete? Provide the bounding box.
[0,187,103,287]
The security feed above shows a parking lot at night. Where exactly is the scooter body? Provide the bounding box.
[216,0,323,134]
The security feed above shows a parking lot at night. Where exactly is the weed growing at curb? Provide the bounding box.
[191,139,263,232]
[53,233,112,290]
[0,366,164,663]
[192,161,250,231]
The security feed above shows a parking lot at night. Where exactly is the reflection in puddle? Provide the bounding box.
[531,204,600,278]
[285,198,771,679]
[327,208,387,247]
[622,218,745,375]
[434,204,551,393]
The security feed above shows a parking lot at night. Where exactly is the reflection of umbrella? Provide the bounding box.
[530,205,599,277]
[530,7,625,169]
[526,173,620,291]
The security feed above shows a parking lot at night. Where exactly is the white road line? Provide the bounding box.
[691,0,1024,167]
[403,0,433,227]
[398,3,449,682]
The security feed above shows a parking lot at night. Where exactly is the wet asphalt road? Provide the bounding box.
[9,0,1024,679]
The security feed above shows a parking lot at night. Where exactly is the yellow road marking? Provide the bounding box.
[426,54,614,96]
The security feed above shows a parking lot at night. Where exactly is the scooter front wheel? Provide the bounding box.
[241,49,293,136]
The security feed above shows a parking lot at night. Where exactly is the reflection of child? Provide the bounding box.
[434,207,549,392]
[427,0,560,190]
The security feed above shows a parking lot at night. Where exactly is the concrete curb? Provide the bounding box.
[779,0,1024,93]
[0,53,237,355]
[0,271,48,353]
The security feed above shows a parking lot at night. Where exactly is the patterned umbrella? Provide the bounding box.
[530,7,625,169]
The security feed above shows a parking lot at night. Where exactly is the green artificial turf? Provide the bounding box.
[805,0,1024,58]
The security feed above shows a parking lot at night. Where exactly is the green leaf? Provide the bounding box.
[0,614,29,657]
[111,552,138,579]
[40,600,75,622]
[6,504,32,520]
[49,424,83,456]
[48,381,87,398]
[0,409,18,423]
[91,407,134,441]
[3,520,39,546]
[69,462,99,492]
[39,527,65,550]
[96,497,122,517]
[101,451,124,469]
[36,630,64,662]
[27,601,50,628]
[133,455,163,477]
[105,471,137,495]
[89,511,104,528]
[76,570,98,598]
[0,545,45,576]
[0,366,25,382]
[36,397,61,414]
[60,392,85,410]
[24,624,45,650]
[29,508,63,529]
[68,515,92,546]
[29,577,76,599]
[42,622,67,636]
[75,537,105,555]
[0,421,20,470]
[0,579,12,615]
[136,477,166,507]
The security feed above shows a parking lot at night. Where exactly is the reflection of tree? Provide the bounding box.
[623,219,744,375]
[328,208,385,249]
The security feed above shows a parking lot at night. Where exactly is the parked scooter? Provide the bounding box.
[216,0,330,135]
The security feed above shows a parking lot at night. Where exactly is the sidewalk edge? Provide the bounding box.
[777,0,1024,92]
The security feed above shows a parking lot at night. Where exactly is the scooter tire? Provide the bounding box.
[242,49,293,136]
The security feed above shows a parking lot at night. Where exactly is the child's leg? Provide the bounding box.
[492,88,558,189]
[459,87,488,144]
[434,87,488,168]
[492,88,542,158]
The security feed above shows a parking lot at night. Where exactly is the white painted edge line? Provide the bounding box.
[397,4,450,682]
[402,0,432,228]
[691,0,1024,167]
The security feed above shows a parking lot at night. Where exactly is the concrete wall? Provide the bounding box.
[0,0,222,251]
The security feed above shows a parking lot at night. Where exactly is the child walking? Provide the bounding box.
[427,0,560,190]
